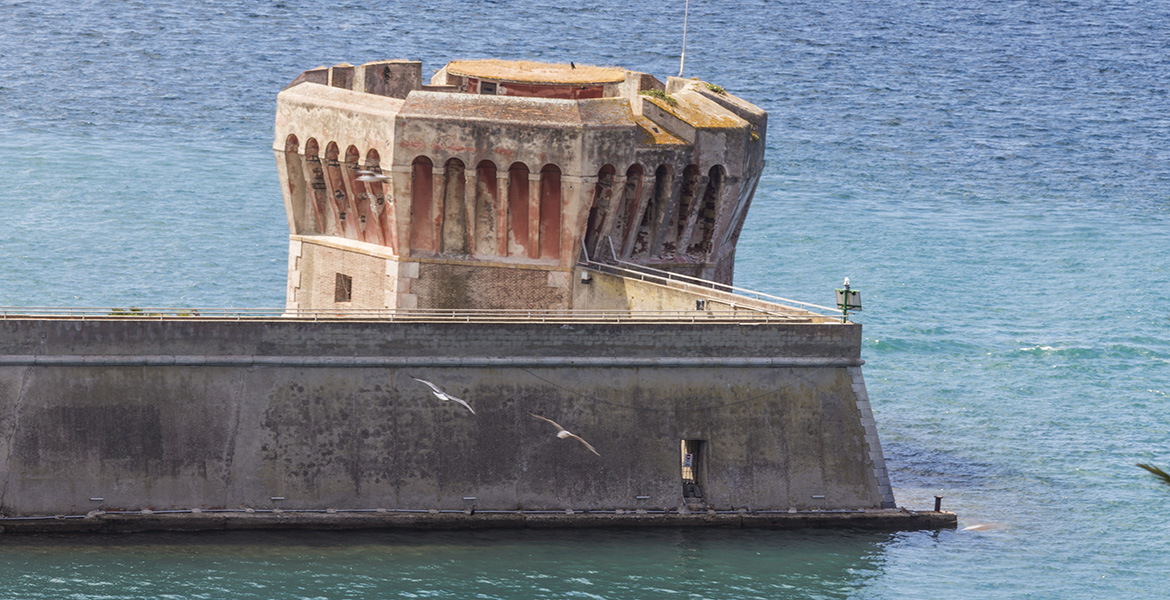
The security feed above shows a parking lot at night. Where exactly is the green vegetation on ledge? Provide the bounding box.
[639,89,678,107]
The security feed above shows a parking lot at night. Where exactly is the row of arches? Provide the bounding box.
[409,157,562,260]
[282,135,726,264]
[283,135,562,260]
[585,163,725,263]
[284,135,395,248]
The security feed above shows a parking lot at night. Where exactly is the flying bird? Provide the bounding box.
[528,412,600,456]
[411,376,475,414]
[356,172,390,183]
[960,522,1006,532]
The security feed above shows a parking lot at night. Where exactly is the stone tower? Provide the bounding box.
[274,59,766,311]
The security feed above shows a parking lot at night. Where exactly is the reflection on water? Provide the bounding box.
[0,529,892,599]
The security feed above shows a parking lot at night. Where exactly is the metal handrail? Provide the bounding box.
[0,236,842,324]
[0,306,835,324]
[582,236,838,316]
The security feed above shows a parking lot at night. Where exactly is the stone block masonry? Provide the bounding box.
[0,318,903,523]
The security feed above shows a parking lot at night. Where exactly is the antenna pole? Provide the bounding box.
[679,0,689,77]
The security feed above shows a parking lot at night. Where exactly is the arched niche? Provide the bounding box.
[631,164,672,258]
[283,135,309,234]
[324,142,356,239]
[584,164,616,260]
[365,149,393,252]
[440,158,468,254]
[410,156,435,252]
[687,164,725,258]
[304,138,331,235]
[346,145,383,245]
[474,160,498,255]
[539,164,562,260]
[671,164,702,257]
[507,162,530,257]
[615,164,644,257]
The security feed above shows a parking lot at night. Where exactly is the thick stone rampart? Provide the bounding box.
[0,319,888,522]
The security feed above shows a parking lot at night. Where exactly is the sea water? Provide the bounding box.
[1,0,1168,597]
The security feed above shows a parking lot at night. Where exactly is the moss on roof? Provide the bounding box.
[446,59,626,85]
[633,115,687,145]
[642,87,745,129]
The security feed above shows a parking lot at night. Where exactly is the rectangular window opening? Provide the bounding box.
[680,439,705,499]
[480,81,497,95]
[334,273,353,303]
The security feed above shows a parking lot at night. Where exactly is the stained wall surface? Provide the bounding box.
[0,319,890,516]
[274,59,769,306]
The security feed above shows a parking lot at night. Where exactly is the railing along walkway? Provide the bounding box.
[579,236,839,322]
[0,306,822,324]
[0,239,842,324]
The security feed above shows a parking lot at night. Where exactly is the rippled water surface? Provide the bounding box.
[2,0,1169,597]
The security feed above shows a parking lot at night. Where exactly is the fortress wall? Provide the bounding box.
[0,319,883,516]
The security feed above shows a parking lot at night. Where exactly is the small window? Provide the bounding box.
[681,439,705,498]
[334,273,352,302]
[480,81,497,95]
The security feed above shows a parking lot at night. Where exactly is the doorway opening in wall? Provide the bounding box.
[335,273,353,302]
[680,439,705,500]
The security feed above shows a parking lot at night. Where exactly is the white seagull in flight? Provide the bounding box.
[356,170,390,183]
[528,412,600,456]
[411,376,476,414]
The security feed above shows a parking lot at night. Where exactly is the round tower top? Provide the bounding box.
[445,59,626,85]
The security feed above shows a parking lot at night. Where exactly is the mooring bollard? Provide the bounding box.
[934,496,943,512]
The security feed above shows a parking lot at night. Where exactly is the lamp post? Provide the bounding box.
[836,277,861,323]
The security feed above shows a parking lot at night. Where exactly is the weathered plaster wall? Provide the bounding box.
[0,319,887,516]
[411,262,569,310]
[290,236,574,311]
[274,67,770,291]
[295,237,396,310]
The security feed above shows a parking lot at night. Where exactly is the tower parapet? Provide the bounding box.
[275,59,766,311]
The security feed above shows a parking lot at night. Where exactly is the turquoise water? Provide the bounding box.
[2,0,1169,597]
